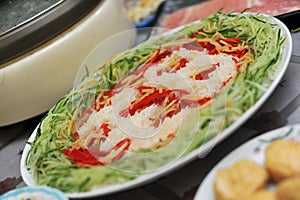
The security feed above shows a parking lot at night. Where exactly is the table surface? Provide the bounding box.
[1,6,300,200]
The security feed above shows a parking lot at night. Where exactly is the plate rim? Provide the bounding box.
[20,12,293,199]
[1,186,68,200]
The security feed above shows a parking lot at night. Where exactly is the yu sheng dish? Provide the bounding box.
[25,12,286,193]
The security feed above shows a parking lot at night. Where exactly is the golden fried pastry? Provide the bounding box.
[246,190,277,200]
[214,159,268,200]
[276,176,300,200]
[265,140,300,182]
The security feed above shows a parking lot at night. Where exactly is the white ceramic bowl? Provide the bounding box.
[1,186,68,200]
[0,0,135,126]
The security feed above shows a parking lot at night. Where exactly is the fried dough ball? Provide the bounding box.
[276,176,300,200]
[246,190,277,200]
[265,140,300,182]
[214,159,268,200]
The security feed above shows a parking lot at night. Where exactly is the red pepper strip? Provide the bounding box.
[162,89,187,118]
[208,48,217,55]
[175,58,187,71]
[147,47,161,64]
[100,123,109,129]
[232,57,239,64]
[155,50,172,62]
[193,66,217,80]
[165,103,181,118]
[122,48,160,81]
[197,97,212,105]
[108,89,114,98]
[100,123,111,137]
[118,48,162,88]
[111,138,131,162]
[167,133,175,140]
[231,43,239,47]
[116,47,162,90]
[63,148,106,167]
[166,58,187,73]
[157,70,163,76]
[231,57,241,71]
[239,48,247,58]
[120,87,187,117]
[88,137,131,155]
[115,137,131,149]
[213,62,220,68]
[190,28,204,38]
[137,85,156,90]
[63,138,131,167]
[89,138,131,162]
[128,90,172,116]
[199,42,215,51]
[219,38,242,48]
[222,37,241,43]
[131,47,161,76]
[222,77,232,87]
[190,31,199,39]
[182,97,212,106]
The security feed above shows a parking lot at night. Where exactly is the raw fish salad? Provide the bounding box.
[25,11,286,193]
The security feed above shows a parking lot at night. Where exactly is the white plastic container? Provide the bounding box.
[0,0,135,126]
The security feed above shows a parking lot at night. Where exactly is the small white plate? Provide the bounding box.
[194,123,300,200]
[1,186,68,200]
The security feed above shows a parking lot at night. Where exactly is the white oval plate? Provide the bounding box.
[21,13,292,199]
[194,123,300,200]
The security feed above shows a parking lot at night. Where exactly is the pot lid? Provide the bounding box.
[0,0,102,66]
